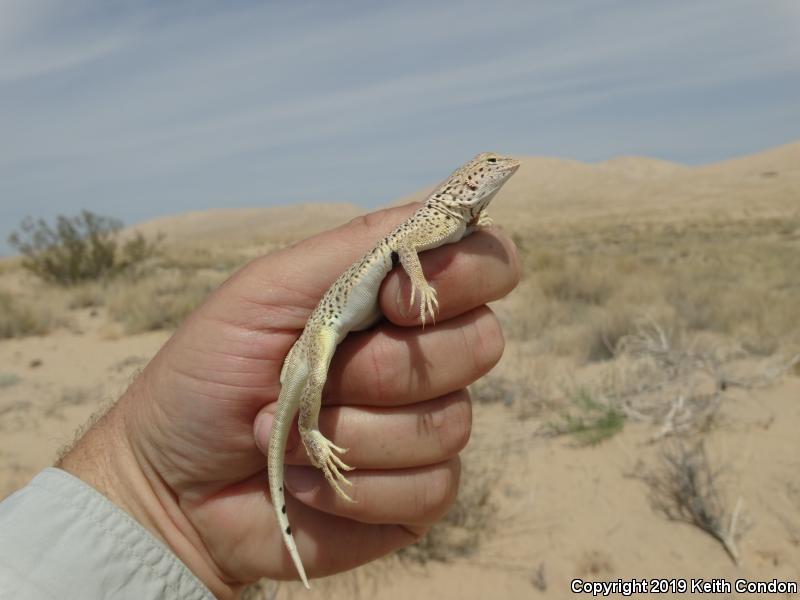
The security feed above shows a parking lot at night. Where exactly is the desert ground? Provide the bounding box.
[2,142,799,598]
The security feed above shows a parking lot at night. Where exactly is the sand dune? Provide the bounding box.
[393,141,800,232]
[130,202,362,244]
[121,141,800,245]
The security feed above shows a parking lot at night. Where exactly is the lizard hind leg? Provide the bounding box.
[297,325,357,503]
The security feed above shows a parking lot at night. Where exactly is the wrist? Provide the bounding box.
[59,376,239,599]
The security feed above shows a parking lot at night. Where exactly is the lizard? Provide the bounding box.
[267,152,520,588]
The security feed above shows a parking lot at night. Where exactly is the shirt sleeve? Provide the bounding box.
[0,467,216,600]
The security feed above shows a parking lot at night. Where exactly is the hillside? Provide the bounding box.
[392,141,800,233]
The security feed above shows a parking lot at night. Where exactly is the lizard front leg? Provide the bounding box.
[297,325,355,502]
[466,209,493,235]
[476,209,493,227]
[397,243,439,326]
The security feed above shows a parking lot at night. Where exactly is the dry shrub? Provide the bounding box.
[0,289,53,338]
[470,375,517,406]
[0,258,21,276]
[500,280,560,342]
[643,439,745,563]
[504,216,800,363]
[546,386,625,445]
[537,258,613,306]
[8,211,160,286]
[0,399,33,433]
[603,318,798,444]
[584,307,642,362]
[107,270,225,333]
[44,387,96,420]
[0,373,21,388]
[67,281,107,309]
[157,243,249,273]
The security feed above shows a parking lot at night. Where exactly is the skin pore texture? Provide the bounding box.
[59,192,520,597]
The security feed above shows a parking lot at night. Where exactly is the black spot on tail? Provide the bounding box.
[282,504,286,514]
[285,526,292,535]
[391,251,399,267]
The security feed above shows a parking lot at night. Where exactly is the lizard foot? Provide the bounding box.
[409,282,439,327]
[476,211,493,227]
[303,430,356,503]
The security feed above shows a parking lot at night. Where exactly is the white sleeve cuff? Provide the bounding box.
[0,467,216,599]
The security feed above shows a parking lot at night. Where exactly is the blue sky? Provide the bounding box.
[2,0,799,255]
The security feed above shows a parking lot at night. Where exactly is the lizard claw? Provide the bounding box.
[304,431,356,503]
[476,210,494,227]
[418,284,439,327]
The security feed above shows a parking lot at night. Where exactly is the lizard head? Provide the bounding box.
[428,152,520,213]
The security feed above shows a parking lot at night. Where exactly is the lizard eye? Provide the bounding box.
[486,157,497,163]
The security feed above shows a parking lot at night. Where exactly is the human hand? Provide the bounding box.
[59,204,520,598]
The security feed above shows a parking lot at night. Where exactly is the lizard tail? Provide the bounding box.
[268,387,311,589]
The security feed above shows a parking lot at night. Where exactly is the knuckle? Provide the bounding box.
[366,333,401,401]
[346,212,375,233]
[346,207,402,236]
[435,391,472,456]
[413,458,461,522]
[470,307,506,374]
[506,237,523,290]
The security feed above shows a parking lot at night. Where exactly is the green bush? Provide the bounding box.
[8,210,159,286]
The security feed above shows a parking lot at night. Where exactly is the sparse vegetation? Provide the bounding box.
[546,386,625,445]
[8,210,160,286]
[644,439,746,563]
[470,375,517,406]
[585,308,640,361]
[66,281,107,309]
[507,216,800,363]
[608,319,798,441]
[157,243,251,274]
[44,387,96,420]
[0,289,53,338]
[0,373,21,388]
[538,258,613,306]
[0,257,20,276]
[44,387,97,419]
[0,399,33,433]
[106,270,224,333]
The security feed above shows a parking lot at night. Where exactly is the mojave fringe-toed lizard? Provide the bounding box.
[268,152,520,588]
